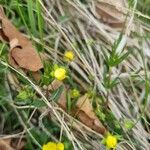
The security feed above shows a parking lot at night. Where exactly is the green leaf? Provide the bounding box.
[17,90,29,100]
[0,97,8,105]
[31,99,47,107]
[67,92,71,113]
[50,85,64,102]
[36,0,44,51]
[124,120,134,130]
[27,0,37,35]
[41,62,54,85]
[16,0,30,34]
[0,63,8,73]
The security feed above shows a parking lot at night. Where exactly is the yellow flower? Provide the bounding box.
[56,143,64,150]
[42,142,64,150]
[42,144,48,150]
[70,89,80,98]
[54,68,66,81]
[42,142,56,150]
[106,134,117,149]
[64,51,74,61]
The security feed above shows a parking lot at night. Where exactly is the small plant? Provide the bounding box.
[70,89,80,98]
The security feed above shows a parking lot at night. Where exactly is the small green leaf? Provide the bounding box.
[31,99,47,107]
[50,85,64,102]
[67,92,71,113]
[124,120,134,130]
[17,90,29,100]
[27,0,37,35]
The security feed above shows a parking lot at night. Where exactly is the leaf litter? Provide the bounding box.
[0,6,43,72]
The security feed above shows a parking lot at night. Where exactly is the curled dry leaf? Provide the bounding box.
[95,0,127,28]
[47,80,106,135]
[0,139,14,150]
[10,46,43,72]
[75,94,106,134]
[0,138,25,150]
[0,6,43,72]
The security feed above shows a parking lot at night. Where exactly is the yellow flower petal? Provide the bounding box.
[106,134,117,149]
[42,144,48,150]
[47,142,57,150]
[56,143,64,150]
[42,142,57,150]
[64,51,74,61]
[54,68,66,81]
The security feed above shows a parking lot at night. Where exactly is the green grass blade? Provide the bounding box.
[27,0,37,35]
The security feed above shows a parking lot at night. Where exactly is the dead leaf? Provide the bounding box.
[0,6,5,19]
[10,46,43,71]
[0,139,14,150]
[0,5,43,72]
[75,94,106,134]
[76,94,96,119]
[47,80,106,134]
[47,80,64,91]
[95,0,127,28]
[0,138,25,150]
[32,71,41,82]
[11,138,26,150]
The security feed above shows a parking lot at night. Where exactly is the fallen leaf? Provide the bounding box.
[47,80,106,134]
[0,138,25,150]
[10,46,43,71]
[47,80,64,91]
[11,138,26,150]
[95,0,127,28]
[76,94,96,119]
[0,6,5,18]
[0,139,14,150]
[32,71,41,82]
[74,94,106,134]
[0,6,43,72]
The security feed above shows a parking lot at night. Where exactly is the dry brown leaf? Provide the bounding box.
[95,0,127,28]
[48,80,106,134]
[11,138,26,150]
[0,6,5,18]
[75,94,106,134]
[0,138,25,150]
[47,80,64,91]
[76,94,96,119]
[0,139,14,150]
[10,46,43,71]
[32,71,41,82]
[0,6,43,72]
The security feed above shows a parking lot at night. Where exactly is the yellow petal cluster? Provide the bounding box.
[106,134,117,149]
[54,68,66,81]
[64,51,74,61]
[42,142,64,150]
